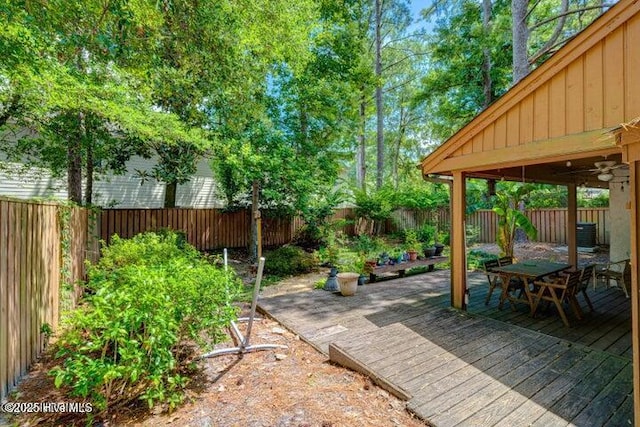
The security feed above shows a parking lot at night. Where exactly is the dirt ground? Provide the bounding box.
[3,266,425,427]
[3,242,609,427]
[471,241,610,266]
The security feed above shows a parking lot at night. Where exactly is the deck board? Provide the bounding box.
[258,269,633,426]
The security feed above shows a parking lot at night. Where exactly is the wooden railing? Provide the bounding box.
[0,199,98,401]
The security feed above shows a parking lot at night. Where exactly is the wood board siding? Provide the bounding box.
[0,200,97,401]
[0,156,225,209]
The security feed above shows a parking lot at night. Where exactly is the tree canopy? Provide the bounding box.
[0,0,613,211]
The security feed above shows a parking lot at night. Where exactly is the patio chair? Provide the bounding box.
[483,259,502,305]
[576,264,595,311]
[483,258,524,307]
[595,259,630,298]
[532,270,583,327]
[498,256,514,266]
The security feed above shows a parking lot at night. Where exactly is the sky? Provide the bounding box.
[409,0,430,21]
[408,0,435,32]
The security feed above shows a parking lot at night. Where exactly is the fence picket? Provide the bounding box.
[0,200,95,401]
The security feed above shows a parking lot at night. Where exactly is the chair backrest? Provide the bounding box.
[483,259,500,273]
[609,259,630,273]
[578,264,595,290]
[623,259,631,280]
[565,270,582,291]
[498,256,514,266]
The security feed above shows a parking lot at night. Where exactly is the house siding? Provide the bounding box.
[0,156,225,208]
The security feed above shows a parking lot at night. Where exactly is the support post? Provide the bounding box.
[629,159,640,426]
[567,183,578,268]
[451,171,467,309]
[251,181,260,261]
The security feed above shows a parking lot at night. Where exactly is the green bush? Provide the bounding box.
[467,249,498,270]
[50,231,242,413]
[264,245,317,276]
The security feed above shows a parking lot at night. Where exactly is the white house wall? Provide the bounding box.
[0,155,225,208]
[0,162,67,200]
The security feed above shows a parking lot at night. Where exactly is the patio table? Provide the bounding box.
[491,260,572,314]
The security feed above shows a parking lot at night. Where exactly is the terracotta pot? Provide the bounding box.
[407,250,418,261]
[337,272,360,296]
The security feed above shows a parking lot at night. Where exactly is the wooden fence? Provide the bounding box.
[100,207,453,250]
[387,208,450,234]
[100,208,299,251]
[467,208,610,245]
[99,207,609,251]
[0,199,98,401]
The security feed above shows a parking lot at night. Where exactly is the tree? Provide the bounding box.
[416,0,512,141]
[375,0,384,189]
[0,0,210,205]
[493,184,537,258]
[511,0,611,83]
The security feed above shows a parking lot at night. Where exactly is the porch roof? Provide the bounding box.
[420,0,640,188]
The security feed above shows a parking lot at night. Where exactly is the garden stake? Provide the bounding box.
[201,256,287,358]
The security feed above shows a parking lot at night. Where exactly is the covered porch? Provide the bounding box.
[419,0,640,421]
[258,270,632,426]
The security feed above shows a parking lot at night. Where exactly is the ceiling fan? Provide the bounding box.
[589,160,627,181]
[557,158,628,182]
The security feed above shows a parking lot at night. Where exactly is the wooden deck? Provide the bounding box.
[257,269,633,426]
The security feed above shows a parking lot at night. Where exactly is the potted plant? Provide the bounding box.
[356,252,367,286]
[404,229,420,261]
[336,251,363,296]
[388,248,403,264]
[434,228,447,256]
[423,241,436,258]
[322,231,340,291]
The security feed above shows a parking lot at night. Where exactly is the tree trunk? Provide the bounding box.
[482,0,493,107]
[250,180,260,262]
[164,182,177,208]
[392,102,406,189]
[511,0,529,84]
[375,0,384,189]
[300,104,308,148]
[67,113,84,205]
[85,138,93,206]
[356,88,366,190]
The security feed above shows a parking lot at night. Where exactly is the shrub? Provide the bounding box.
[264,245,317,276]
[50,231,242,414]
[416,224,436,245]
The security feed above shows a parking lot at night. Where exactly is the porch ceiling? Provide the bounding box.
[426,151,629,189]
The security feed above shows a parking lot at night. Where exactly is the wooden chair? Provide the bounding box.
[483,257,524,307]
[595,259,630,298]
[576,264,595,311]
[483,259,502,305]
[532,270,583,327]
[498,256,514,266]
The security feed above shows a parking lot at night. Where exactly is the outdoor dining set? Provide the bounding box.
[482,256,631,327]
